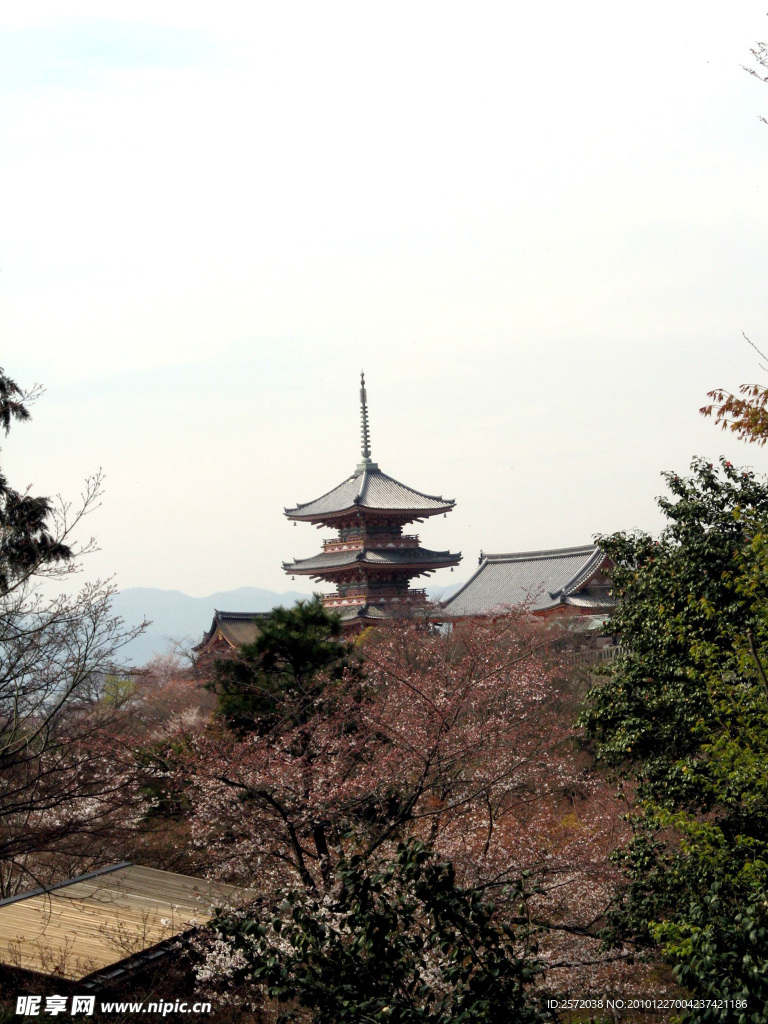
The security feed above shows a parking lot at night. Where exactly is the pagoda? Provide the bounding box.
[283,374,461,628]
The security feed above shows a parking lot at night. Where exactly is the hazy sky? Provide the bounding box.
[4,1,768,597]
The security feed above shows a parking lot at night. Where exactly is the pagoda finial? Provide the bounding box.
[360,371,372,462]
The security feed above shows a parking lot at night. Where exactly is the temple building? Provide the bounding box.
[439,544,615,627]
[283,374,461,628]
[194,610,270,665]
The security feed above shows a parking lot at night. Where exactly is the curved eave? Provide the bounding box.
[440,544,607,619]
[285,502,454,524]
[284,550,462,576]
[287,562,460,577]
[553,549,611,600]
[335,603,427,624]
[284,466,455,520]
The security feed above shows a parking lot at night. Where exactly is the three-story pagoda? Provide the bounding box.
[283,375,461,628]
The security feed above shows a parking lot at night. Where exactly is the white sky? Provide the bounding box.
[3,1,768,596]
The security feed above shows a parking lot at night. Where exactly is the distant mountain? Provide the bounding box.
[112,586,313,666]
[427,583,462,604]
[112,582,464,666]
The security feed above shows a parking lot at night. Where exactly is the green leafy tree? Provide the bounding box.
[581,458,768,1018]
[0,368,71,592]
[207,596,357,734]
[583,458,768,792]
[204,840,548,1024]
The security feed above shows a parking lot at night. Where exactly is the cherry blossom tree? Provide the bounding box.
[0,367,148,895]
[202,839,550,1024]
[187,615,567,888]
[186,613,672,1007]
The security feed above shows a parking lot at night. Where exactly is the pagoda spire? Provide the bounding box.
[359,371,374,468]
[284,373,461,630]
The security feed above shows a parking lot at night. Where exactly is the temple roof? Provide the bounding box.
[441,545,614,618]
[194,610,270,652]
[284,546,460,575]
[285,464,454,521]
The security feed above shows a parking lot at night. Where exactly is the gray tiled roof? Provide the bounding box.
[336,603,392,622]
[441,545,614,618]
[334,603,422,623]
[285,465,454,520]
[195,610,271,651]
[284,547,460,574]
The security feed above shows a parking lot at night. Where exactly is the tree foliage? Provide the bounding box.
[189,614,576,893]
[700,333,768,446]
[582,458,768,792]
[701,380,768,446]
[207,597,356,735]
[0,367,147,895]
[187,613,656,1005]
[581,458,768,1019]
[205,840,549,1024]
[745,31,768,125]
[0,369,71,593]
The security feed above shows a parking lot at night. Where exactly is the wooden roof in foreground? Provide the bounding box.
[0,863,255,982]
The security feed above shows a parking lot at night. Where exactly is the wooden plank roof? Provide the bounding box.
[0,863,255,981]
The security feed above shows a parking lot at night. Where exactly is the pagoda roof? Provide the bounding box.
[335,602,424,624]
[441,544,614,618]
[284,546,460,575]
[285,464,454,522]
